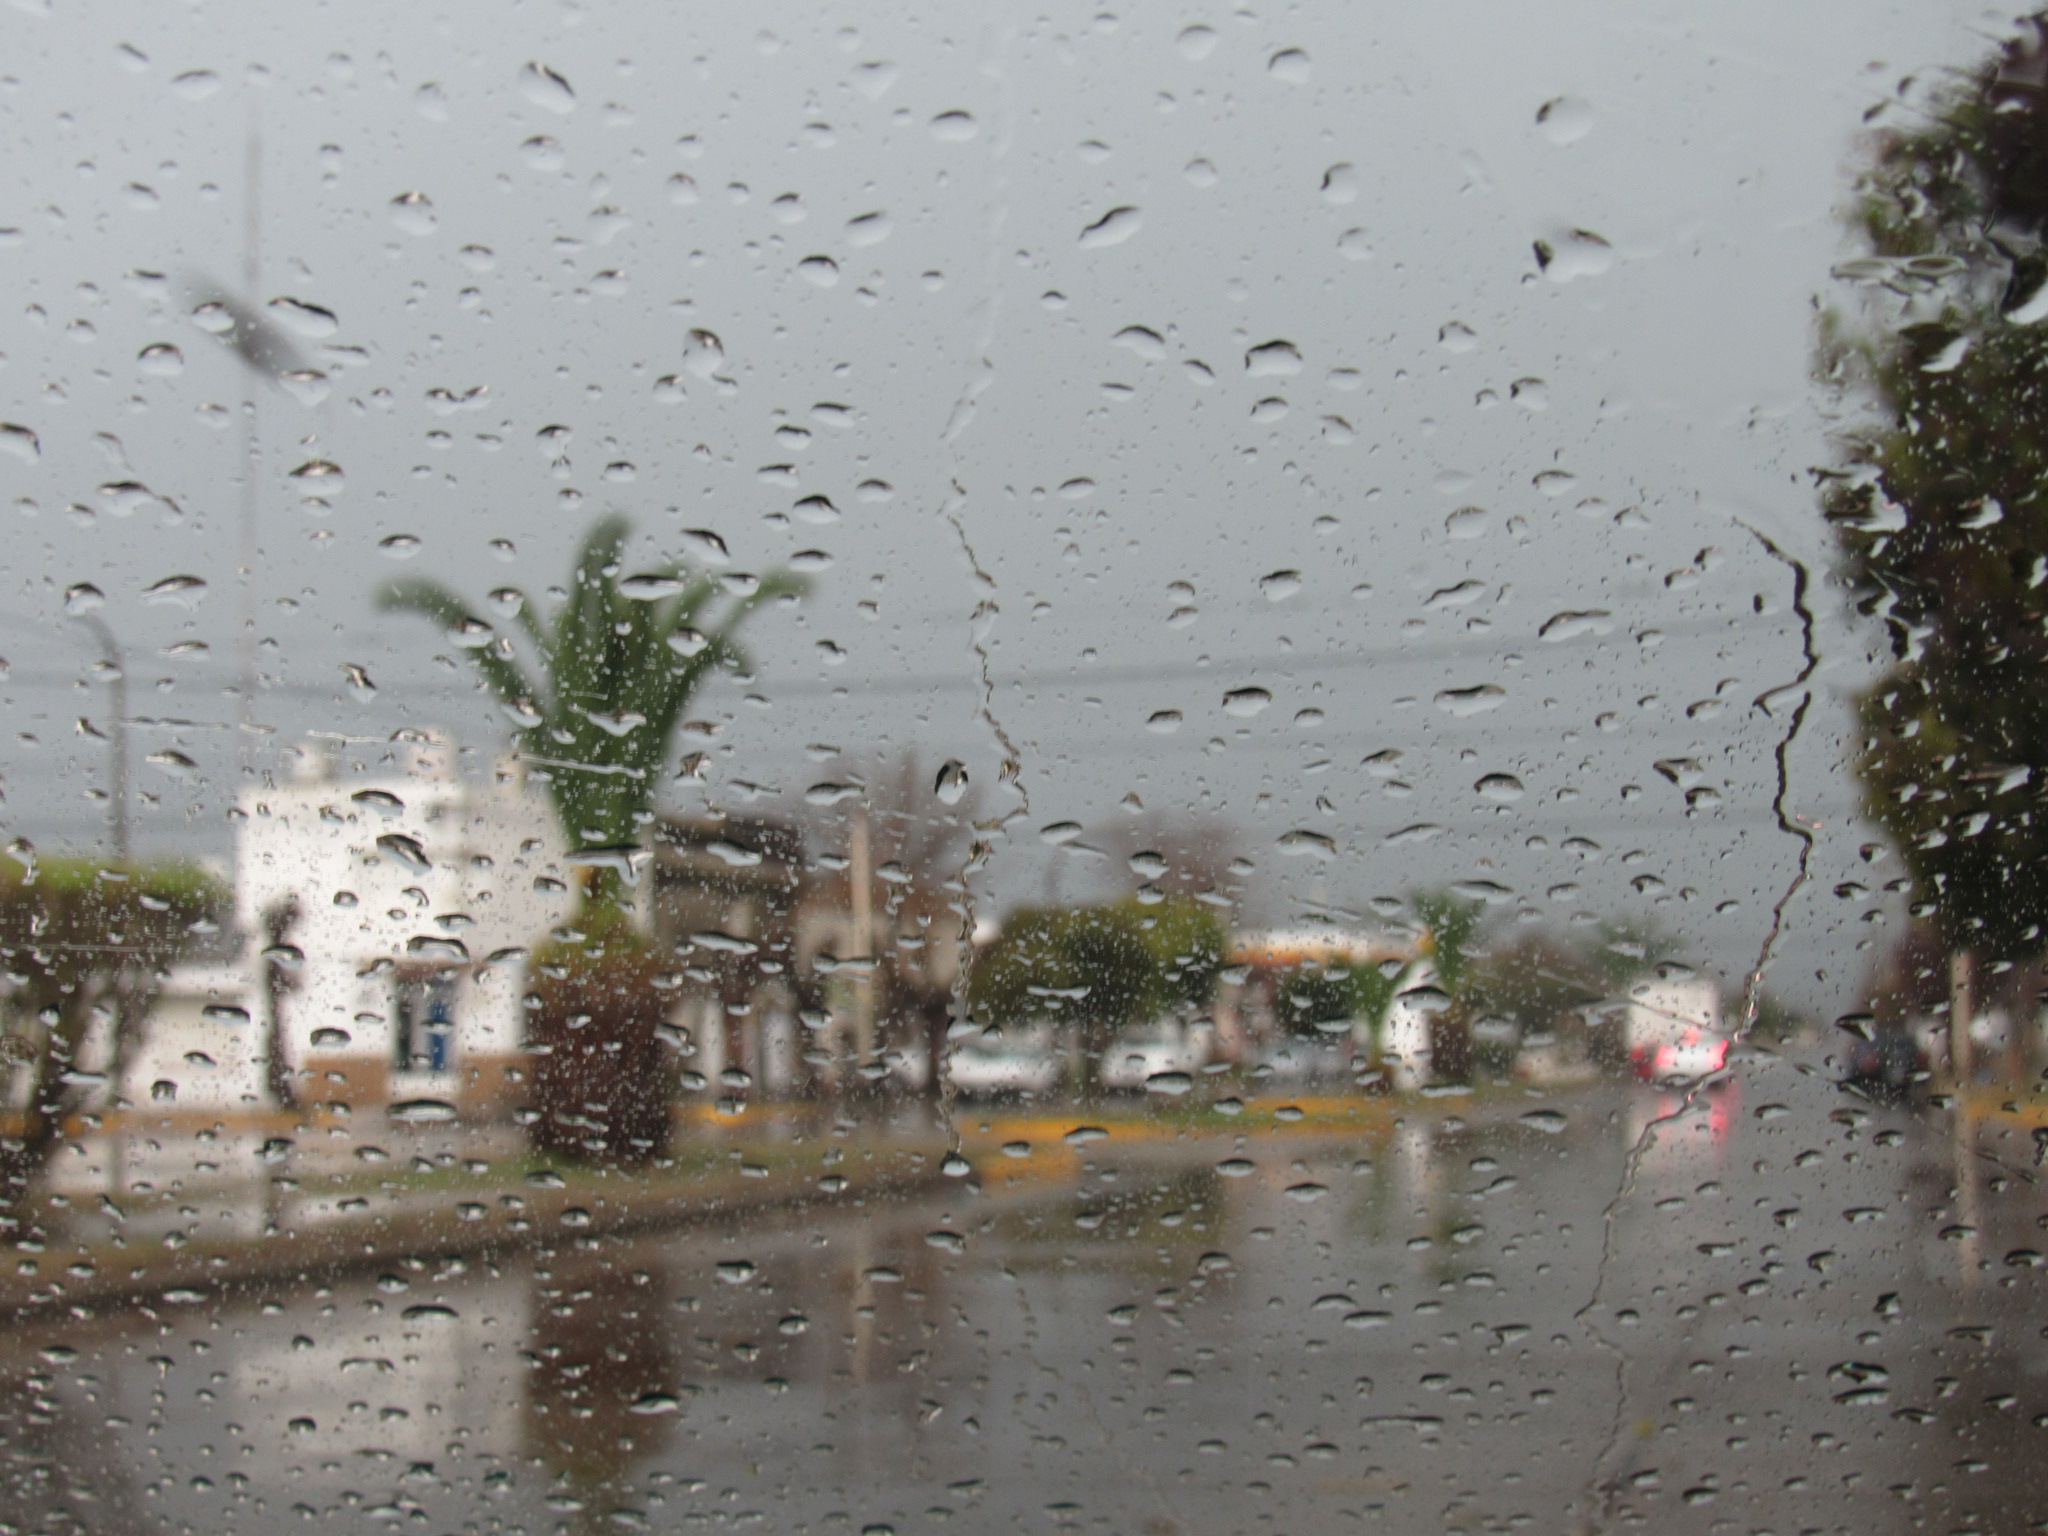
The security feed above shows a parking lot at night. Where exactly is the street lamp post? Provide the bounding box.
[74,613,129,868]
[75,612,131,1191]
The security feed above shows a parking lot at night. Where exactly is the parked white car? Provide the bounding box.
[1250,1034,1349,1086]
[1100,1019,1208,1092]
[945,1025,1062,1099]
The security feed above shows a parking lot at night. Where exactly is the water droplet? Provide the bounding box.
[1268,48,1312,83]
[389,190,436,235]
[1386,823,1445,847]
[376,833,431,871]
[1278,829,1335,859]
[1439,320,1477,352]
[797,255,839,287]
[1259,569,1302,601]
[1039,821,1083,845]
[1246,339,1303,377]
[281,369,329,407]
[189,299,233,335]
[63,582,104,615]
[681,527,729,564]
[1337,228,1373,261]
[941,1152,972,1177]
[390,1098,458,1124]
[352,789,404,818]
[519,61,576,114]
[619,573,684,600]
[1445,505,1492,540]
[267,297,339,338]
[568,844,653,880]
[1176,24,1218,60]
[378,534,421,559]
[1476,773,1524,802]
[934,759,969,804]
[924,1229,966,1254]
[1223,686,1272,717]
[1533,228,1612,283]
[628,1392,681,1415]
[1079,206,1143,248]
[929,110,978,141]
[137,342,183,377]
[1538,609,1612,642]
[846,210,891,247]
[1510,377,1548,411]
[1536,95,1593,145]
[1321,163,1357,204]
[142,574,207,607]
[1146,710,1183,733]
[794,495,839,525]
[682,329,725,378]
[1520,1108,1569,1134]
[290,459,344,495]
[170,69,220,101]
[1146,1071,1193,1097]
[0,423,39,463]
[1115,324,1167,359]
[1532,469,1577,497]
[1435,684,1506,716]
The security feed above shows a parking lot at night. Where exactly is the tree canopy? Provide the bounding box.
[969,896,1225,1031]
[0,856,224,1206]
[1820,16,2048,963]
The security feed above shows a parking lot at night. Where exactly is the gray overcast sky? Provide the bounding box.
[0,0,2003,1010]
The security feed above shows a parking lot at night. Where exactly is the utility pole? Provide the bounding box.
[1949,949,1976,1090]
[75,615,128,867]
[77,613,131,1189]
[236,115,263,774]
[850,808,875,1070]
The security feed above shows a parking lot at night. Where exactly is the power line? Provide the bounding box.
[0,610,1794,702]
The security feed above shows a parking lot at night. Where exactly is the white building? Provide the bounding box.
[122,962,267,1110]
[132,736,575,1119]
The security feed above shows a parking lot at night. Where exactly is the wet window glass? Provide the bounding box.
[4,5,2047,1532]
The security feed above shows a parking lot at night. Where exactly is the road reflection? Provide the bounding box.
[2,1071,2045,1534]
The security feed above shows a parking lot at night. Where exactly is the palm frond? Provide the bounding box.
[377,577,538,718]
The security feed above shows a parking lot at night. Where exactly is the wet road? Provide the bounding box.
[4,1061,2045,1535]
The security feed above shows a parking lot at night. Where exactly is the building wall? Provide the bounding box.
[233,762,572,1114]
[120,964,265,1110]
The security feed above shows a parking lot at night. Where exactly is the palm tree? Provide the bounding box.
[1407,890,1486,1082]
[377,513,802,911]
[379,514,801,1165]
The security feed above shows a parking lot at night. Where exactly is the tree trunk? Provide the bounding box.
[0,990,94,1226]
[263,901,300,1112]
[1949,948,1976,1090]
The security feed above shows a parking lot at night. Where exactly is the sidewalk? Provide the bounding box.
[1,1082,1569,1318]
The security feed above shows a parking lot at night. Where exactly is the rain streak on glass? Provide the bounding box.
[0,7,2043,1536]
